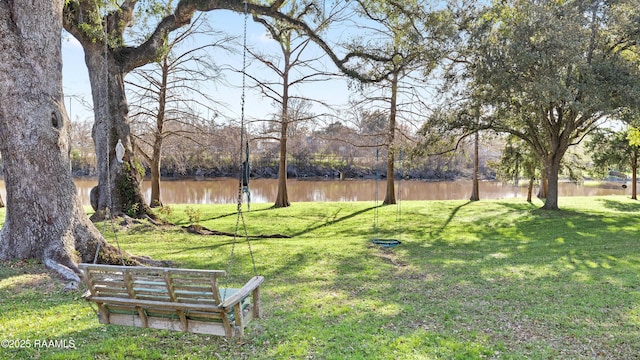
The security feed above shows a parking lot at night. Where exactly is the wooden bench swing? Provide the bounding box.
[79,176,261,338]
[79,264,263,337]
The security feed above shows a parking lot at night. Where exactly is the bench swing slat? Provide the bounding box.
[79,263,264,337]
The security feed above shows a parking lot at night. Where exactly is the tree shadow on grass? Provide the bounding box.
[431,201,471,239]
[290,205,379,238]
[198,207,274,223]
[598,198,640,212]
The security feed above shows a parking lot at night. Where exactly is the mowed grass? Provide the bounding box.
[1,196,640,359]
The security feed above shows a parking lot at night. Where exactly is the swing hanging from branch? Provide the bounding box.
[79,1,263,338]
[371,146,403,248]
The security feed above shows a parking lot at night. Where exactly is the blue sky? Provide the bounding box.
[61,10,353,127]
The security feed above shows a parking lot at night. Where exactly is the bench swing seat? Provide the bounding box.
[79,264,264,337]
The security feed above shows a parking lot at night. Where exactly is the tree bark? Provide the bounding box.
[470,130,480,201]
[0,0,127,284]
[149,58,169,208]
[541,155,562,210]
[274,51,291,208]
[537,166,548,199]
[83,44,154,219]
[632,150,637,200]
[383,72,398,205]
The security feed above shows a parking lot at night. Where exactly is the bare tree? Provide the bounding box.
[127,16,232,207]
[349,1,456,205]
[248,4,337,208]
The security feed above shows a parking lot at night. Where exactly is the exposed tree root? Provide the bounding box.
[43,258,80,290]
[183,224,291,239]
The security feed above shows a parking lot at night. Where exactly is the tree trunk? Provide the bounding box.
[274,134,290,208]
[632,150,637,200]
[527,176,534,203]
[383,72,398,205]
[541,156,562,210]
[537,166,548,199]
[274,54,291,208]
[0,1,125,284]
[149,58,169,208]
[470,130,480,201]
[150,146,162,207]
[84,45,155,219]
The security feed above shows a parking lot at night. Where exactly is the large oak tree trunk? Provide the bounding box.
[84,46,154,219]
[541,154,563,210]
[0,0,124,284]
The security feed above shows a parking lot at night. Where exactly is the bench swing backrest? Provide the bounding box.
[78,264,263,337]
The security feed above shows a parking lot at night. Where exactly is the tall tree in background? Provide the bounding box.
[249,3,335,208]
[127,16,230,207]
[352,0,456,205]
[468,0,640,210]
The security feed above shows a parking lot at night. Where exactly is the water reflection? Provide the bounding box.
[70,178,629,206]
[0,179,628,206]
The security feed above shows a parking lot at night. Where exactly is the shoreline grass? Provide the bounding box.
[1,196,640,359]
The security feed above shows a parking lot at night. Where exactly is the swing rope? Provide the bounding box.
[224,0,257,298]
[373,146,380,234]
[371,146,402,248]
[395,148,403,242]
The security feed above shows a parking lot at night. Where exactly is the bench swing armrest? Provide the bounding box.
[221,276,264,310]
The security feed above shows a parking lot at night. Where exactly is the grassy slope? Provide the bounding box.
[1,196,639,359]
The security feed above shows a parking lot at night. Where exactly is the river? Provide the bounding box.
[68,178,630,206]
[0,178,628,206]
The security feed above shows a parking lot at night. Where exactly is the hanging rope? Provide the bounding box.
[224,0,257,299]
[396,148,403,241]
[373,146,379,234]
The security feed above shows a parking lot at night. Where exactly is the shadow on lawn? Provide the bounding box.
[431,201,471,239]
[198,207,274,223]
[598,198,640,212]
[361,199,640,356]
[290,205,379,238]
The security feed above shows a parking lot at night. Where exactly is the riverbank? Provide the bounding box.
[1,197,639,358]
[72,161,464,182]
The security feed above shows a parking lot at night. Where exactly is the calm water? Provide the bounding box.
[0,179,628,206]
[65,178,629,206]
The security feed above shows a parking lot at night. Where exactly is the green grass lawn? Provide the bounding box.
[1,196,640,359]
